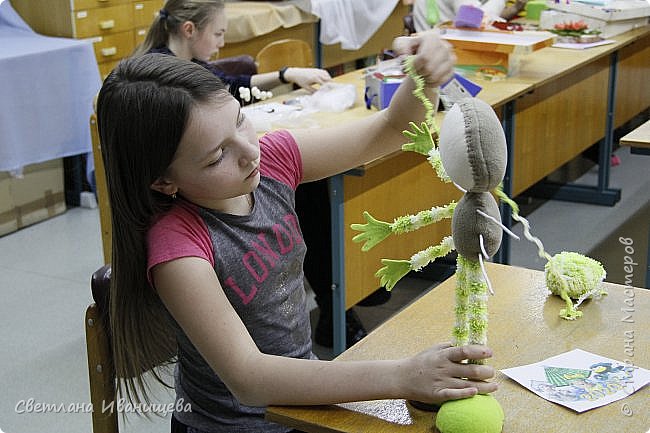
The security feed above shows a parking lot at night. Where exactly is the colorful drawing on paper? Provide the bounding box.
[501,349,650,412]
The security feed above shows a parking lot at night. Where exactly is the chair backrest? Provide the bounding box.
[85,264,118,433]
[90,114,112,264]
[210,54,258,76]
[85,264,177,432]
[255,38,314,73]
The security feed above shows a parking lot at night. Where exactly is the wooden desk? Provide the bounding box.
[504,27,650,199]
[338,28,649,349]
[489,26,649,263]
[267,263,650,433]
[254,26,650,353]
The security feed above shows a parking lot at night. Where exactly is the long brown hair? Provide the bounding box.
[132,0,225,57]
[96,53,228,405]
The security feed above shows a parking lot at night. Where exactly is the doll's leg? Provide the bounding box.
[455,255,489,364]
[452,256,470,347]
[464,257,489,348]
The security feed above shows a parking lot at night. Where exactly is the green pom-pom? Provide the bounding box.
[545,251,607,320]
[545,251,606,299]
[435,394,504,433]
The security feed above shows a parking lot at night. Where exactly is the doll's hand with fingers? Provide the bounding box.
[402,343,498,405]
[283,67,332,93]
[350,211,392,251]
[402,121,436,155]
[375,259,412,291]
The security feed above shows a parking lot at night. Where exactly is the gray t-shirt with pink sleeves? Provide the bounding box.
[147,131,314,432]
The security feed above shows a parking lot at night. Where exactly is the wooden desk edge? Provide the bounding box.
[509,26,650,90]
[619,119,650,148]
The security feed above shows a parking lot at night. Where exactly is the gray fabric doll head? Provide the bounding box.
[438,98,507,259]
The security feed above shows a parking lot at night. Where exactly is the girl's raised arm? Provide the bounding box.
[292,31,455,183]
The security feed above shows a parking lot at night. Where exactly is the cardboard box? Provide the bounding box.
[364,58,405,110]
[0,159,67,237]
[365,71,403,110]
[364,57,482,111]
[441,28,556,77]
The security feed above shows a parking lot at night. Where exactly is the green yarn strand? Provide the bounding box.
[403,56,437,134]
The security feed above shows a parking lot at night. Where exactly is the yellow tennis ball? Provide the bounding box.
[435,394,504,433]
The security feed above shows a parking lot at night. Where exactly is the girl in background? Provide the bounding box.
[133,0,332,97]
[98,31,497,433]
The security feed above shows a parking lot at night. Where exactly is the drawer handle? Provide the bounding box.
[101,47,117,57]
[99,19,115,30]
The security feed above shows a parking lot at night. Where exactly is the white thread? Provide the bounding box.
[478,253,495,295]
[476,209,520,240]
[511,213,551,261]
[479,234,489,259]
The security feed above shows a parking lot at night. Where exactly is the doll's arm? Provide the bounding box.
[392,203,456,234]
[351,203,456,251]
[376,236,455,290]
[428,149,452,183]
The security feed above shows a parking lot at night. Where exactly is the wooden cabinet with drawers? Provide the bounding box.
[12,0,164,78]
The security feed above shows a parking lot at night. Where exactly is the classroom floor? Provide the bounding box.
[0,146,647,433]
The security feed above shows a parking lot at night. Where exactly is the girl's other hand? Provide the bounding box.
[285,67,332,93]
[392,31,456,88]
[401,342,498,404]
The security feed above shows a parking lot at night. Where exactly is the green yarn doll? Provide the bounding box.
[353,57,507,433]
[350,56,607,433]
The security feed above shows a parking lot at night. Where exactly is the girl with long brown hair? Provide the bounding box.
[97,31,497,433]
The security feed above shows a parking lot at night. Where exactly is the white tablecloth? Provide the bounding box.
[0,0,101,175]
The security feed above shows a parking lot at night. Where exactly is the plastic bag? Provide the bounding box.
[298,82,357,113]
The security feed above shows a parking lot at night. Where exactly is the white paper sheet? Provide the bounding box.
[501,349,650,412]
[552,39,616,49]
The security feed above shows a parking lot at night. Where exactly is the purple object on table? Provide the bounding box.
[454,5,484,28]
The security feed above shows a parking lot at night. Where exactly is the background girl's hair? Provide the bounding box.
[132,0,225,57]
[96,53,227,405]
